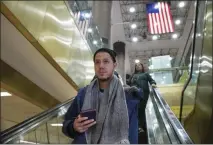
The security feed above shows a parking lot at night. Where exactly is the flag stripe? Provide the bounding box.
[149,14,154,34]
[161,2,169,33]
[156,13,161,33]
[154,14,159,34]
[147,14,151,34]
[152,13,157,33]
[166,2,174,32]
[165,3,173,32]
[158,2,166,33]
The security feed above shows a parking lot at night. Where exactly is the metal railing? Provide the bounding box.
[1,98,74,143]
[146,85,193,144]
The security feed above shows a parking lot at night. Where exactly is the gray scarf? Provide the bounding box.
[81,75,129,144]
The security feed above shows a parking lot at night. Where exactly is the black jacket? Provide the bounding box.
[130,72,156,92]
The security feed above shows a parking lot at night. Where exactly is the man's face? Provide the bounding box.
[94,52,116,81]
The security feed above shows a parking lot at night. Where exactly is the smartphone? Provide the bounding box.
[80,109,96,121]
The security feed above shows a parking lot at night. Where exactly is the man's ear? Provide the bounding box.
[114,62,117,68]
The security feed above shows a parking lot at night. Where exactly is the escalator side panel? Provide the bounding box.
[183,1,212,143]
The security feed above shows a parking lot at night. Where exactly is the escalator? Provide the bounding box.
[0,86,193,144]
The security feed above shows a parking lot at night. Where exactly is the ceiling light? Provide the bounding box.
[131,23,137,29]
[179,2,185,8]
[51,123,63,126]
[152,35,158,40]
[87,28,92,33]
[172,34,178,39]
[163,76,166,79]
[135,59,140,63]
[129,7,136,13]
[93,40,97,45]
[197,33,201,37]
[132,37,138,42]
[175,19,181,25]
[1,92,12,97]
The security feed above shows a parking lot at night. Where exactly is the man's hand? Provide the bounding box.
[152,84,157,88]
[73,115,96,133]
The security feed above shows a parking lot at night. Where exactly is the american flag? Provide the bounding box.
[74,12,90,36]
[146,2,174,34]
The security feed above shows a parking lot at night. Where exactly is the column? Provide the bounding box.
[113,41,126,84]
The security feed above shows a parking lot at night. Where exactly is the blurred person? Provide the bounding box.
[62,48,143,144]
[130,63,157,131]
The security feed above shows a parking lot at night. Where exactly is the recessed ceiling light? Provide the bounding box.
[1,92,12,97]
[172,34,178,39]
[152,35,158,40]
[93,40,97,44]
[175,19,181,25]
[132,37,138,42]
[87,28,92,33]
[179,2,185,8]
[135,59,140,63]
[197,33,201,37]
[131,23,137,29]
[129,7,136,13]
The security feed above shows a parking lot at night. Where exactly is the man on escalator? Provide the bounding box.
[62,48,143,144]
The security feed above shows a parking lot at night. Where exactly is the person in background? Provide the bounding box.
[62,48,143,144]
[130,62,157,131]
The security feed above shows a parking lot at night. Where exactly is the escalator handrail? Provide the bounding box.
[1,97,75,143]
[152,87,193,144]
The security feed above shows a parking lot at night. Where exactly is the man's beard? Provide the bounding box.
[98,76,111,82]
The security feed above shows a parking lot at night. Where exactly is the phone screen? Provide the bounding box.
[80,109,96,121]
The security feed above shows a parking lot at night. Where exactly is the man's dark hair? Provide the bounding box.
[93,48,117,63]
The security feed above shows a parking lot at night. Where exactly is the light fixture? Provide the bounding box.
[135,59,140,63]
[131,23,137,29]
[132,37,138,42]
[169,57,173,61]
[129,7,136,13]
[1,92,12,97]
[163,76,166,79]
[178,2,185,8]
[51,123,63,127]
[152,35,158,40]
[172,33,178,39]
[93,40,97,45]
[175,19,181,25]
[197,33,201,37]
[87,28,92,33]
